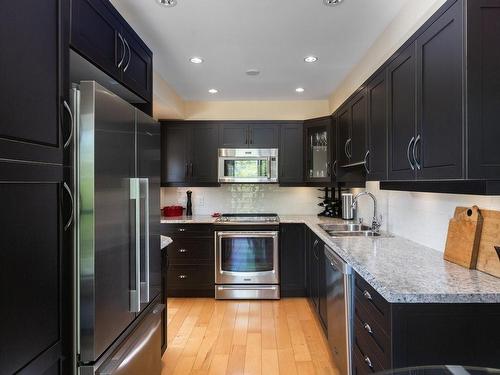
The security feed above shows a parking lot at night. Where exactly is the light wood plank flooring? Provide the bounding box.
[162,298,340,375]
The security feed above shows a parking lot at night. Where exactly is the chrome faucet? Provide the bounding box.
[352,192,382,233]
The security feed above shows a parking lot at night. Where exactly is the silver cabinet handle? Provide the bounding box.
[130,178,141,313]
[363,323,373,334]
[63,182,74,231]
[178,274,187,279]
[178,228,186,232]
[407,136,415,171]
[123,38,131,72]
[344,139,351,158]
[363,150,370,174]
[363,290,372,300]
[348,138,352,158]
[63,101,74,149]
[364,356,373,369]
[178,248,187,253]
[140,178,150,304]
[413,134,421,170]
[117,33,126,68]
[332,160,337,177]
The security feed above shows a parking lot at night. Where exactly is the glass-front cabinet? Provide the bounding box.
[304,116,334,183]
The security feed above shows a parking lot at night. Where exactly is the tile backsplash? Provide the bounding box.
[353,181,500,253]
[161,185,321,216]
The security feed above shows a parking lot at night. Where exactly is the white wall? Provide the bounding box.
[161,185,322,216]
[352,182,500,253]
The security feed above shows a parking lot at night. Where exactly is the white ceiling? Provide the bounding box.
[110,0,410,101]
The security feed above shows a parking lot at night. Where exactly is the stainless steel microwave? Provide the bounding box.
[218,148,279,183]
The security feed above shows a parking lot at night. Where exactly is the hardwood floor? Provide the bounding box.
[162,298,340,375]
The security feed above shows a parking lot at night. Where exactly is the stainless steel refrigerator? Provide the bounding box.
[71,81,162,374]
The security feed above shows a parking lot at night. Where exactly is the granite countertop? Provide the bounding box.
[161,215,216,224]
[160,214,500,303]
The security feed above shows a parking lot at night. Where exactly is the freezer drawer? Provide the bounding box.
[81,304,164,375]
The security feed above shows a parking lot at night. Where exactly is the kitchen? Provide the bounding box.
[2,0,500,375]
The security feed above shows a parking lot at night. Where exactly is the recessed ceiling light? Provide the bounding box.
[208,89,219,94]
[323,0,342,6]
[156,0,177,7]
[246,69,260,76]
[296,87,305,93]
[190,57,203,64]
[304,56,318,63]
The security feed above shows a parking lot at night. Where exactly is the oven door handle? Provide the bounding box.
[217,286,278,291]
[216,231,279,237]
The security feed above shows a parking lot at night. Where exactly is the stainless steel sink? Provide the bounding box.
[328,231,381,237]
[319,223,372,232]
[319,223,386,238]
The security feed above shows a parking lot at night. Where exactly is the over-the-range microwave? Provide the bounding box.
[218,148,278,183]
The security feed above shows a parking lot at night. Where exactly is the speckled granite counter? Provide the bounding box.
[161,215,216,224]
[161,214,500,303]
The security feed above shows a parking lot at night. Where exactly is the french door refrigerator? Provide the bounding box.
[71,81,162,374]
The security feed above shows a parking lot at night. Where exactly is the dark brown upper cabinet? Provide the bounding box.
[336,90,368,169]
[304,116,333,184]
[416,0,463,180]
[219,122,279,148]
[0,0,69,165]
[388,43,417,181]
[279,122,304,185]
[366,70,388,181]
[71,0,152,102]
[161,122,219,187]
[467,0,500,179]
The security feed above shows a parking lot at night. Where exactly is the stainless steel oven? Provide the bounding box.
[214,229,280,299]
[218,148,278,183]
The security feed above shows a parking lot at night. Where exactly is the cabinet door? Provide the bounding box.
[71,0,122,80]
[318,247,328,333]
[310,235,320,310]
[367,70,388,181]
[121,26,153,101]
[467,0,500,179]
[279,122,303,184]
[416,1,463,179]
[280,224,306,297]
[304,117,332,183]
[219,123,249,148]
[0,164,66,374]
[388,43,417,180]
[161,125,190,185]
[190,123,219,184]
[337,105,351,167]
[249,123,279,148]
[0,0,68,165]
[350,90,368,164]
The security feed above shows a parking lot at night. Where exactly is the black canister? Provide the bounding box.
[186,190,193,216]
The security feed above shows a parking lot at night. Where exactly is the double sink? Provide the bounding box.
[319,223,387,238]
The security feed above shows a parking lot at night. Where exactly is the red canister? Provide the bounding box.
[162,206,185,217]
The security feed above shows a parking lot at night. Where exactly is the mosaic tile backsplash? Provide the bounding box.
[160,185,321,215]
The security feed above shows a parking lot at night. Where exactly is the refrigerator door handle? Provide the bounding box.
[130,178,141,313]
[140,178,150,304]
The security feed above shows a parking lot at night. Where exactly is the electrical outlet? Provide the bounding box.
[197,195,205,207]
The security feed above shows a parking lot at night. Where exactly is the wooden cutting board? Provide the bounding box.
[444,206,483,269]
[474,209,500,278]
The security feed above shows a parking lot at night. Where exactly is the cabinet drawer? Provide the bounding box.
[167,265,214,289]
[161,223,213,237]
[355,274,391,331]
[354,303,391,368]
[353,343,385,375]
[167,237,213,263]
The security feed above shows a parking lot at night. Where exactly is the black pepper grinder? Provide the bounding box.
[186,190,193,217]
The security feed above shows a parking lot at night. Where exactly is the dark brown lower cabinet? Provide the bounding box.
[354,272,500,372]
[162,224,214,297]
[280,224,306,297]
[306,229,328,334]
[0,163,69,374]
